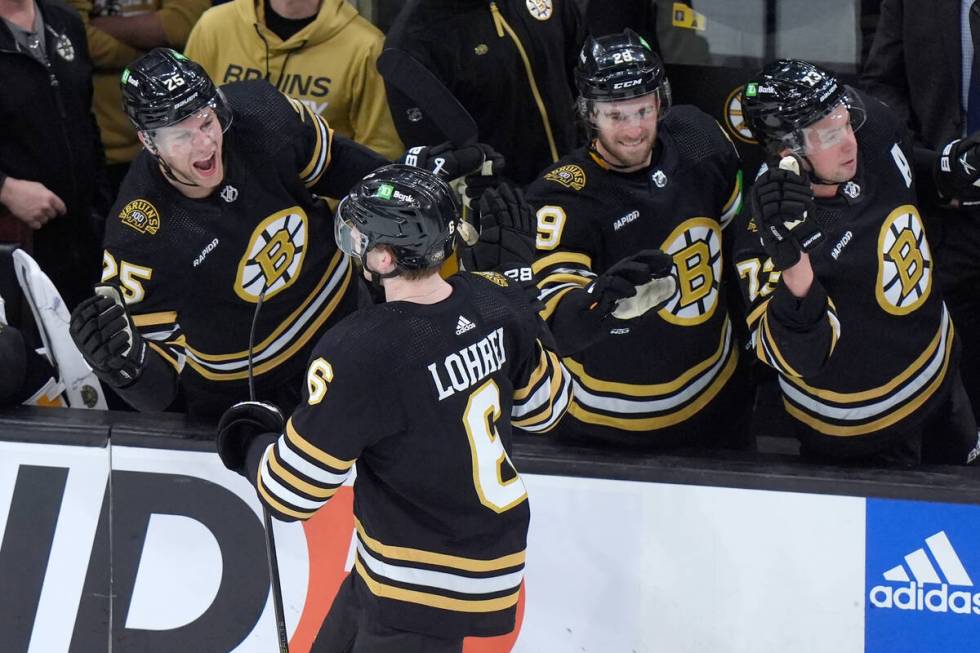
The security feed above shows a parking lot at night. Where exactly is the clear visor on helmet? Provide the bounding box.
[147,90,233,151]
[334,199,370,262]
[583,85,671,130]
[790,86,867,154]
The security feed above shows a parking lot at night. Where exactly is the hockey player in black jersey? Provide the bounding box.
[736,59,979,466]
[65,49,490,419]
[215,165,572,651]
[523,30,750,448]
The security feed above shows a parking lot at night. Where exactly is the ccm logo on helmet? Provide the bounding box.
[612,79,642,90]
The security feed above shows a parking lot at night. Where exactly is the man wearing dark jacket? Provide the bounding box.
[863,0,980,420]
[384,0,585,186]
[0,0,108,309]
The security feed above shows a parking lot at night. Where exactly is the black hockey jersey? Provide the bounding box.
[733,92,957,448]
[524,106,743,441]
[101,80,364,417]
[254,273,571,638]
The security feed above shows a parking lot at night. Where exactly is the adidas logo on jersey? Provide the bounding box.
[456,315,476,335]
[869,531,980,615]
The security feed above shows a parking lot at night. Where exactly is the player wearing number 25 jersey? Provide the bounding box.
[85,49,389,418]
[735,59,978,465]
[525,30,749,448]
[217,166,572,648]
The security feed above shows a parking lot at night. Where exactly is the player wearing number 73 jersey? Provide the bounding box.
[524,31,750,448]
[217,166,572,649]
[734,60,978,465]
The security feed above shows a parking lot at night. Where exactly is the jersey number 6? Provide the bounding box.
[463,380,528,513]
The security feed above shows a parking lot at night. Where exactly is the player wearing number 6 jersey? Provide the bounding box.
[735,59,978,465]
[523,30,750,449]
[216,165,571,650]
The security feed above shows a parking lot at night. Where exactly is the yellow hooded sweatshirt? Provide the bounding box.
[69,0,210,166]
[185,0,403,160]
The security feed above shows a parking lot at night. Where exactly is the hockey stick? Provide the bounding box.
[247,290,290,653]
[378,48,490,244]
[377,47,478,148]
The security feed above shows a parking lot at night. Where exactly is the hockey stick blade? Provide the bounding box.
[378,48,479,147]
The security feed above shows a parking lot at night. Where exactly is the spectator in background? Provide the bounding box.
[585,0,659,54]
[862,0,980,432]
[384,0,585,186]
[185,0,404,161]
[68,0,209,195]
[0,0,108,309]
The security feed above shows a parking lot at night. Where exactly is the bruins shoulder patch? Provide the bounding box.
[544,165,586,191]
[119,199,160,235]
[473,271,509,287]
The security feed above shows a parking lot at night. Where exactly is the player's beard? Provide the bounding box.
[595,125,657,172]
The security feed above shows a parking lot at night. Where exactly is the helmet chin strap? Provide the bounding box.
[145,136,203,189]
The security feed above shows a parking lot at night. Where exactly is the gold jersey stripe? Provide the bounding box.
[722,170,742,214]
[532,251,592,275]
[185,251,345,361]
[746,298,771,330]
[147,341,181,373]
[286,419,356,471]
[356,519,526,572]
[783,311,947,402]
[783,324,954,436]
[539,286,577,321]
[567,346,738,430]
[355,559,522,613]
[760,312,802,378]
[184,266,352,381]
[258,473,316,521]
[133,311,177,327]
[513,347,549,401]
[299,104,326,180]
[267,447,341,499]
[513,357,567,428]
[564,318,730,396]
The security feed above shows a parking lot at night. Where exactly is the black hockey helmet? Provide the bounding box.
[742,59,866,155]
[575,29,671,107]
[335,164,461,272]
[121,48,232,135]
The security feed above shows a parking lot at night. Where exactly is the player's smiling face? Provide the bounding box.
[593,95,660,172]
[151,107,225,196]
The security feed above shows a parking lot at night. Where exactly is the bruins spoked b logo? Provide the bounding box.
[877,205,932,315]
[659,218,722,326]
[236,208,308,302]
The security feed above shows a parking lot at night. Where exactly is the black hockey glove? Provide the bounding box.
[460,156,508,209]
[752,160,823,270]
[550,249,676,356]
[69,288,147,388]
[399,142,502,181]
[462,183,537,273]
[936,133,980,205]
[216,400,285,475]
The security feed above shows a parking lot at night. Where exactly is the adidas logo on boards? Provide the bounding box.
[869,530,980,615]
[456,315,475,335]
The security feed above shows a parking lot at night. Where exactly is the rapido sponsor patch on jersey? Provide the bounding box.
[119,199,160,235]
[544,165,586,191]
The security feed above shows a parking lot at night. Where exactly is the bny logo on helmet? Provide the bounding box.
[742,59,866,156]
[121,48,232,135]
[575,29,670,106]
[335,164,461,272]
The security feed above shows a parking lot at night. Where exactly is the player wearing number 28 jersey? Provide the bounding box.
[524,30,749,448]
